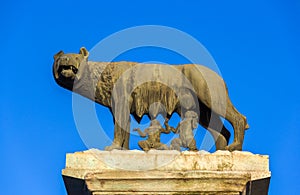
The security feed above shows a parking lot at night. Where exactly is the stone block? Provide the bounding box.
[62,149,270,194]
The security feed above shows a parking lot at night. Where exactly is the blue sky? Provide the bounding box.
[1,0,300,194]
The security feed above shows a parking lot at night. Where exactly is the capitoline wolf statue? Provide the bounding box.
[53,47,249,151]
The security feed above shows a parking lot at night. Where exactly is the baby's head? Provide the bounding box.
[184,110,198,119]
[150,119,161,127]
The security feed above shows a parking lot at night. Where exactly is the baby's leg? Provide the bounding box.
[187,138,198,151]
[156,143,169,150]
[138,140,150,151]
[170,138,182,151]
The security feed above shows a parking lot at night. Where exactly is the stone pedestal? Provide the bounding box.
[62,149,270,195]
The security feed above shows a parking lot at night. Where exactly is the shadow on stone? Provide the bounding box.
[245,177,270,195]
[63,175,91,195]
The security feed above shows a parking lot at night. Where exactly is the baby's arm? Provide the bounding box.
[133,128,147,138]
[164,118,179,134]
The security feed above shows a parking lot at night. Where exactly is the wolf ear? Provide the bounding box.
[53,50,64,60]
[79,47,89,58]
[53,50,64,80]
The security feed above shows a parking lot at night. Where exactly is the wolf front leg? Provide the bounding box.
[105,117,130,150]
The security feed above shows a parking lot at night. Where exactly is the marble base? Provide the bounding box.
[62,149,271,195]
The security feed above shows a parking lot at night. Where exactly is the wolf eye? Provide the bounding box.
[71,66,78,74]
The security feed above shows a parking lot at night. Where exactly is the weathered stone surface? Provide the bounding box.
[85,171,250,193]
[62,149,270,194]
